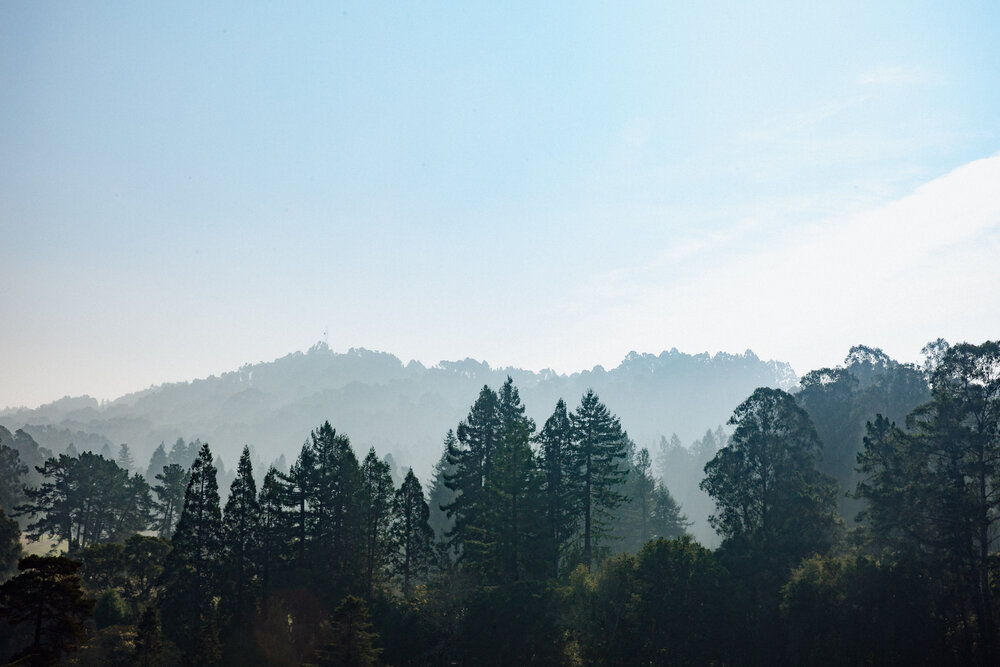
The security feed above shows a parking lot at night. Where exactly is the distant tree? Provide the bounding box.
[0,555,94,664]
[360,448,394,598]
[426,437,456,544]
[17,452,153,548]
[389,469,434,598]
[117,443,135,472]
[153,463,189,536]
[569,390,629,570]
[0,508,21,582]
[0,442,28,513]
[219,446,260,634]
[167,438,194,469]
[159,443,223,658]
[145,443,168,482]
[649,481,688,540]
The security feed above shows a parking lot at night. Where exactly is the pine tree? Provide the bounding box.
[569,390,629,570]
[117,443,135,472]
[427,436,457,544]
[145,443,168,482]
[284,443,315,572]
[153,463,190,536]
[159,442,223,658]
[313,595,382,667]
[219,446,261,634]
[485,376,538,581]
[257,467,286,606]
[308,422,361,593]
[389,469,434,598]
[443,386,501,560]
[360,448,394,598]
[536,399,577,578]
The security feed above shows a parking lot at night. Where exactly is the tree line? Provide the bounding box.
[0,340,998,665]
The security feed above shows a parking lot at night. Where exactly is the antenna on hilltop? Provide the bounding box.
[323,328,329,347]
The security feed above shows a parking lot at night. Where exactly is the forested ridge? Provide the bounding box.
[1,339,998,665]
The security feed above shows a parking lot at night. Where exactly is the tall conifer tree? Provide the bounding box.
[220,446,260,633]
[570,390,628,570]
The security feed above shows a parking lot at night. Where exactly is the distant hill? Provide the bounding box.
[0,343,796,490]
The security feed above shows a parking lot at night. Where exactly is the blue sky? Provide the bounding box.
[2,2,999,408]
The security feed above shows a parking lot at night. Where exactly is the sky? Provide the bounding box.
[2,1,999,409]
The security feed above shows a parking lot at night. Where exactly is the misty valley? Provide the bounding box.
[1,340,998,665]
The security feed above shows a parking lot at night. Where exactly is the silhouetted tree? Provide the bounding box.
[0,555,94,664]
[389,469,434,597]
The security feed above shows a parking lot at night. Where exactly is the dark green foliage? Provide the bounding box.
[569,389,629,570]
[389,469,434,597]
[569,537,728,665]
[17,451,153,549]
[701,387,841,564]
[443,385,501,560]
[456,581,566,666]
[257,467,285,603]
[308,421,362,597]
[797,346,929,520]
[360,447,394,598]
[159,442,223,657]
[152,463,189,536]
[314,595,382,667]
[536,398,577,578]
[93,589,129,629]
[781,552,945,666]
[0,555,94,664]
[0,507,21,582]
[219,446,260,633]
[133,605,172,667]
[856,341,1000,664]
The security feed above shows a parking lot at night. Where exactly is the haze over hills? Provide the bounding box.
[0,342,795,487]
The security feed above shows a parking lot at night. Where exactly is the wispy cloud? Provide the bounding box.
[566,153,1000,374]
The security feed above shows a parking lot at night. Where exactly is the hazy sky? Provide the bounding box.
[2,2,999,409]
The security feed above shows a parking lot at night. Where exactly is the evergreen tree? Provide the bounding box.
[309,421,362,593]
[159,442,223,658]
[219,446,260,634]
[117,443,135,472]
[0,555,95,664]
[536,398,577,578]
[257,467,286,605]
[700,387,840,562]
[389,469,434,598]
[443,386,501,560]
[133,605,165,667]
[857,341,1000,664]
[145,443,168,481]
[153,463,189,536]
[313,595,382,667]
[284,443,315,571]
[485,376,538,582]
[426,435,457,544]
[360,447,394,598]
[570,390,629,570]
[0,442,28,513]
